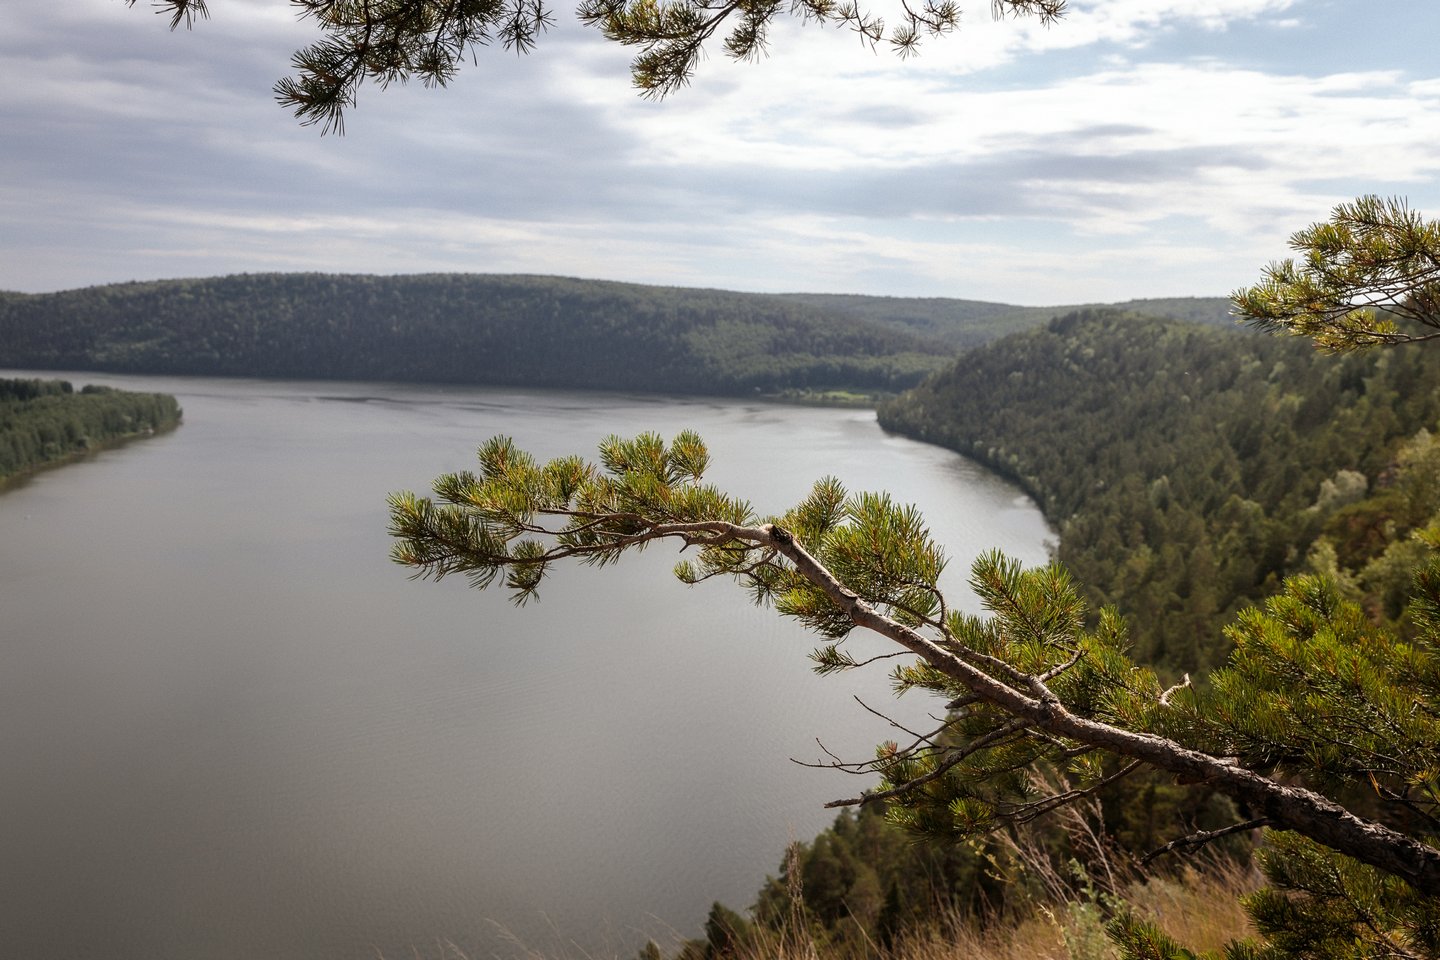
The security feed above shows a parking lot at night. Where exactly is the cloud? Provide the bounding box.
[2,0,1439,303]
[597,56,1440,229]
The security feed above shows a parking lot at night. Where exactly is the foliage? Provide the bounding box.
[1173,574,1440,804]
[1118,576,1440,958]
[129,0,1065,129]
[0,377,182,483]
[746,806,999,951]
[1234,196,1440,353]
[872,279,1440,954]
[2,276,1243,395]
[643,857,1254,960]
[1244,832,1440,960]
[739,794,1151,956]
[777,294,1236,353]
[879,309,1440,675]
[701,902,754,959]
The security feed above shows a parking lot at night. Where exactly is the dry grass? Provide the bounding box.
[1121,859,1260,955]
[439,836,1260,960]
[890,908,1073,960]
[711,855,1259,960]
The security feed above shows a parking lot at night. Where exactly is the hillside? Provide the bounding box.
[670,310,1440,959]
[778,293,1235,349]
[0,274,1237,398]
[0,274,952,398]
[879,309,1440,673]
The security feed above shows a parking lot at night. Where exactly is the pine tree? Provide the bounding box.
[702,902,752,959]
[389,198,1440,958]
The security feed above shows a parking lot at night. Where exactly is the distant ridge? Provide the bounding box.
[779,292,1236,349]
[0,273,1234,397]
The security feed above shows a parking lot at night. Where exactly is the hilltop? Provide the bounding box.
[0,273,1232,398]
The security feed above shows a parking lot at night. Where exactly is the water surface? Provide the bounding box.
[0,372,1051,960]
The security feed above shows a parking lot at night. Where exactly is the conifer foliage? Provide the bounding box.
[130,0,1064,129]
[1234,195,1440,353]
[0,274,947,398]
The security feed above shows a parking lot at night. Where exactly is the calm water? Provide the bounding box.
[0,371,1051,960]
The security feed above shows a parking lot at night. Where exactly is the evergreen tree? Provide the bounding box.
[0,274,950,399]
[390,199,1440,958]
[0,377,182,482]
[702,902,752,959]
[874,878,905,952]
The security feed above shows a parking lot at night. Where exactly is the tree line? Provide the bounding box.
[0,377,182,483]
[780,293,1234,351]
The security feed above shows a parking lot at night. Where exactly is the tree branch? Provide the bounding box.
[824,717,1034,808]
[760,523,1440,895]
[391,458,1440,896]
[1140,818,1274,866]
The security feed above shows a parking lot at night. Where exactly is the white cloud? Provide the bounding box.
[1062,0,1302,38]
[3,0,1440,302]
[584,53,1440,234]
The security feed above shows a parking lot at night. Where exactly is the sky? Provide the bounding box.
[2,0,1438,304]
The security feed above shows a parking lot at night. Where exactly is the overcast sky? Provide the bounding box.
[3,0,1438,303]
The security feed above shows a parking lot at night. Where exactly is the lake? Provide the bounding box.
[0,371,1051,960]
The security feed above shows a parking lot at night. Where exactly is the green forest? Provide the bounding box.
[581,307,1440,959]
[778,293,1234,351]
[0,377,182,484]
[0,274,1231,399]
[0,274,948,397]
[880,309,1440,675]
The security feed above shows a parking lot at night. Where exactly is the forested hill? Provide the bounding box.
[778,292,1234,349]
[0,274,1234,396]
[879,309,1440,675]
[0,274,953,397]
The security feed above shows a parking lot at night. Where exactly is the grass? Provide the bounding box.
[700,859,1257,960]
[392,857,1258,960]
